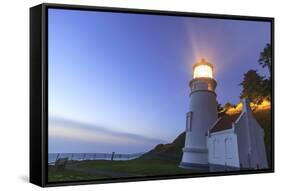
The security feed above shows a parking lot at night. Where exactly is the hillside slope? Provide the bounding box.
[140,132,185,163]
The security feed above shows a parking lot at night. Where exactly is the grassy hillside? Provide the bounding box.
[48,155,199,182]
[48,166,107,182]
[140,132,185,163]
[48,133,198,182]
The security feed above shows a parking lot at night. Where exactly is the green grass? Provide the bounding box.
[48,158,202,182]
[140,132,185,163]
[48,166,109,182]
[78,158,201,176]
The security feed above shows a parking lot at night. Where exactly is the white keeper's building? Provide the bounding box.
[180,59,268,171]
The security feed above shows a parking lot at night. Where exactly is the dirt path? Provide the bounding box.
[66,163,144,178]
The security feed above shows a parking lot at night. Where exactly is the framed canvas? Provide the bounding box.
[30,3,274,187]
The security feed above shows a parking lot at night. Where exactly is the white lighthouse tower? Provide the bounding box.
[180,58,218,169]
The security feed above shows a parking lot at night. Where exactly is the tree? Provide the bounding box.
[217,102,234,117]
[217,103,225,117]
[258,43,272,77]
[262,78,271,100]
[239,70,266,104]
[224,102,234,110]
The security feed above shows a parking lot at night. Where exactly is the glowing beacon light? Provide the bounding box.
[193,58,214,79]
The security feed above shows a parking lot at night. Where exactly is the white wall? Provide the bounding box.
[235,111,268,169]
[208,129,240,168]
[0,0,280,191]
[235,113,250,167]
[187,90,217,149]
[250,116,269,169]
[235,110,269,169]
[182,90,217,165]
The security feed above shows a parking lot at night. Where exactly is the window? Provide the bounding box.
[225,138,233,159]
[213,139,219,158]
[186,112,193,132]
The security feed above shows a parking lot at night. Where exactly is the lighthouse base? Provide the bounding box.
[180,147,209,170]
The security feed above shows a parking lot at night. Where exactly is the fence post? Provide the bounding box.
[55,153,60,163]
[111,152,115,161]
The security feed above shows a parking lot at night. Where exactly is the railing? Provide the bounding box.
[48,152,144,164]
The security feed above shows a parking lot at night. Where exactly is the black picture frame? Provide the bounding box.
[30,3,275,187]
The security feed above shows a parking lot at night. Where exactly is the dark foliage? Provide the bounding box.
[258,43,272,76]
[239,70,268,104]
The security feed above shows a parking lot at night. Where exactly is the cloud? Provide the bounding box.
[48,116,166,153]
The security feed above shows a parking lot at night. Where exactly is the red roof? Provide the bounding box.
[210,113,241,133]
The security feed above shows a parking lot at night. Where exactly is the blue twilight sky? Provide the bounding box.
[48,8,271,154]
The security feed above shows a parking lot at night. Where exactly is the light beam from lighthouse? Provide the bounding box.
[180,58,218,169]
